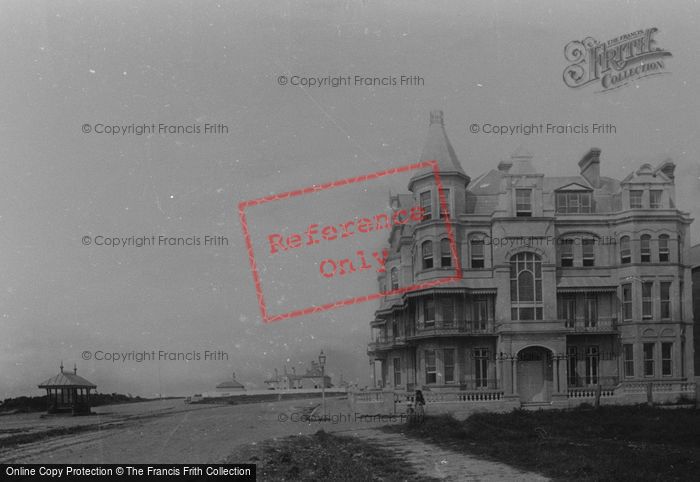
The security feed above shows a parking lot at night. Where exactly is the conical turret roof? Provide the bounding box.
[409,110,469,190]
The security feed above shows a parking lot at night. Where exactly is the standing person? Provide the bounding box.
[414,389,426,422]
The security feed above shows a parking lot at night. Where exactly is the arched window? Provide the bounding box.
[390,267,399,290]
[640,235,651,263]
[422,240,433,269]
[620,236,631,264]
[510,252,542,320]
[658,234,670,262]
[440,239,452,267]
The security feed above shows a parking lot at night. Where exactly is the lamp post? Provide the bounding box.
[319,350,327,418]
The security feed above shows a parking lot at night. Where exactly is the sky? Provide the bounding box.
[1,0,699,399]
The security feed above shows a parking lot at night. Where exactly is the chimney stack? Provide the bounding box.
[497,160,512,172]
[578,148,601,188]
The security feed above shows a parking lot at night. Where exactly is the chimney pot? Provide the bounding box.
[429,110,444,126]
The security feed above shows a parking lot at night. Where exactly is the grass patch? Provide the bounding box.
[385,405,700,481]
[225,429,438,481]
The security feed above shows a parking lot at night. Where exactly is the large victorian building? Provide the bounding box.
[364,111,695,410]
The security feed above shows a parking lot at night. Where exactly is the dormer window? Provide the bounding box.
[556,191,592,214]
[630,190,643,209]
[516,189,532,217]
[650,190,662,208]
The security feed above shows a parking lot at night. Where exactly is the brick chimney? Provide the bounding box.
[578,148,601,188]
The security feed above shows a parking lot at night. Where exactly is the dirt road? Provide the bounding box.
[0,397,387,463]
[1,398,550,480]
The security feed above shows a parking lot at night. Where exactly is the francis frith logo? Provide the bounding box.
[563,28,672,92]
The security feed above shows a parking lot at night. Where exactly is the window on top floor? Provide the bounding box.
[658,235,670,262]
[556,191,592,214]
[620,236,631,264]
[650,190,663,208]
[419,191,432,220]
[440,238,452,267]
[422,240,433,269]
[516,189,532,217]
[630,190,643,208]
[640,235,651,263]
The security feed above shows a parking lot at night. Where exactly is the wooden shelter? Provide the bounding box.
[38,363,96,415]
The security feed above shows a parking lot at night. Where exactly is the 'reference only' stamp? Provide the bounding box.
[238,160,461,323]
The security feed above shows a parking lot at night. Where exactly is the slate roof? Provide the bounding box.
[38,371,96,388]
[409,111,469,188]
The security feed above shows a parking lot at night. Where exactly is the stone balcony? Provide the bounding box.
[564,316,618,333]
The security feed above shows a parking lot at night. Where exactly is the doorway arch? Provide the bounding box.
[516,346,553,403]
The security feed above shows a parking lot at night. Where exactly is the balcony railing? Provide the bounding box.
[568,376,619,388]
[408,319,495,338]
[567,376,620,398]
[563,317,617,332]
[394,382,503,404]
[368,335,407,352]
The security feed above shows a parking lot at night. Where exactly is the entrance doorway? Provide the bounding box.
[517,347,553,403]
